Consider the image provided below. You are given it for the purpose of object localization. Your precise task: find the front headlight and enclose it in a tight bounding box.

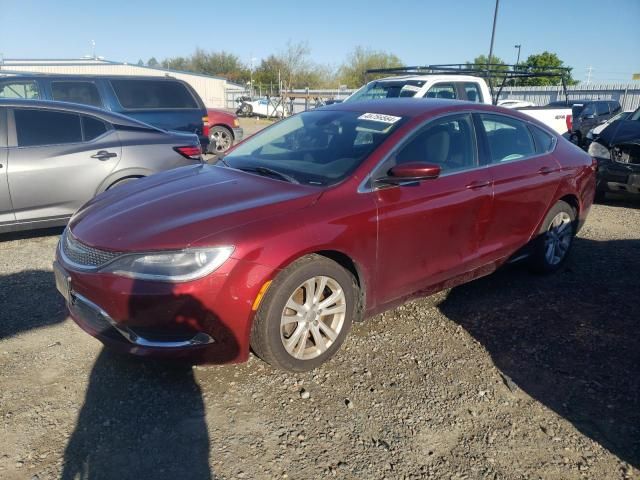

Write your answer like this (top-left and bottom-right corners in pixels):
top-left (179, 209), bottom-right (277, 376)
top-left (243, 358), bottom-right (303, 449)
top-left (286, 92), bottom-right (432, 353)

top-left (101, 247), bottom-right (234, 282)
top-left (587, 141), bottom-right (611, 160)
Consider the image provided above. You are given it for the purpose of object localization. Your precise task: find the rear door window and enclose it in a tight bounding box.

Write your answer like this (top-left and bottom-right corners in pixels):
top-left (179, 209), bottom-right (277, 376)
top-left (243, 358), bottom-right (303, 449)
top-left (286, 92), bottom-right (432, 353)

top-left (82, 116), bottom-right (109, 141)
top-left (110, 80), bottom-right (198, 109)
top-left (480, 114), bottom-right (536, 163)
top-left (14, 109), bottom-right (82, 147)
top-left (426, 83), bottom-right (457, 100)
top-left (463, 83), bottom-right (483, 103)
top-left (0, 81), bottom-right (40, 99)
top-left (51, 81), bottom-right (102, 107)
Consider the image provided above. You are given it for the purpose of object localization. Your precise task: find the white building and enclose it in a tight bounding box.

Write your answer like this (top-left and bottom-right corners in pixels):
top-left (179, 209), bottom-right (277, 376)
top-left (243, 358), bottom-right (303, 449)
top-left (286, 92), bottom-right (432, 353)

top-left (0, 58), bottom-right (244, 108)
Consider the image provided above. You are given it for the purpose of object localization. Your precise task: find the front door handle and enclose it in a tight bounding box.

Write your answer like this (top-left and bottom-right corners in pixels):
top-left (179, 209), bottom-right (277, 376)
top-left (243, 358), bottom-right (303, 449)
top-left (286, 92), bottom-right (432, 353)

top-left (466, 180), bottom-right (491, 189)
top-left (91, 150), bottom-right (117, 161)
top-left (538, 166), bottom-right (553, 175)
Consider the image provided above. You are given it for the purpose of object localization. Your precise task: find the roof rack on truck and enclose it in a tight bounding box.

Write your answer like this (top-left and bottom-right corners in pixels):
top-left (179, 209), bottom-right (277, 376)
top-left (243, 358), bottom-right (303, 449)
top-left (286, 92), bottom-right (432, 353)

top-left (365, 64), bottom-right (571, 105)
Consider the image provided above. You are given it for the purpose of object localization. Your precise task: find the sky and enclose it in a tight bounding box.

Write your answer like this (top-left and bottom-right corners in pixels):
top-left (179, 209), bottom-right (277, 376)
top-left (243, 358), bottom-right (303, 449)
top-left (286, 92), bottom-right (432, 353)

top-left (1, 0), bottom-right (638, 83)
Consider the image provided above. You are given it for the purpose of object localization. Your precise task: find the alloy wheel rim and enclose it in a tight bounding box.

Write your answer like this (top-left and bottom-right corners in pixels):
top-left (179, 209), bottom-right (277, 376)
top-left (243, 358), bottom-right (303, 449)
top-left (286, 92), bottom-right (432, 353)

top-left (280, 276), bottom-right (346, 360)
top-left (211, 129), bottom-right (231, 152)
top-left (544, 211), bottom-right (572, 265)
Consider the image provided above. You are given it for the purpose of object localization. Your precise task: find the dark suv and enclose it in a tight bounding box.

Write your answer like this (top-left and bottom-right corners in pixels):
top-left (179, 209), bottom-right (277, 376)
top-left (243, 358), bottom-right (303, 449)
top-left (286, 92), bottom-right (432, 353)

top-left (0, 75), bottom-right (209, 150)
top-left (549, 99), bottom-right (622, 146)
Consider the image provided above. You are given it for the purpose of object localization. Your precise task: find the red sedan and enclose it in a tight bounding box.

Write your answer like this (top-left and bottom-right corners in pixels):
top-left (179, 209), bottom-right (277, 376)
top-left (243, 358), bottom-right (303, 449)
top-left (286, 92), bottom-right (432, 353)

top-left (54, 99), bottom-right (596, 371)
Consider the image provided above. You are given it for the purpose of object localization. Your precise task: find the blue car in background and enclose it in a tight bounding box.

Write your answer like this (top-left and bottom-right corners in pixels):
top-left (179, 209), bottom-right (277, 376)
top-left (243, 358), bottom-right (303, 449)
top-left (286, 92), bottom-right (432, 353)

top-left (0, 75), bottom-right (210, 150)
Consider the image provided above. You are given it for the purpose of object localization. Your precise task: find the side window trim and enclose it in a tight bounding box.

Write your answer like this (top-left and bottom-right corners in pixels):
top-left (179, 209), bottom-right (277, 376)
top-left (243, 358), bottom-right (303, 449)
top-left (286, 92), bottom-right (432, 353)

top-left (358, 111), bottom-right (480, 192)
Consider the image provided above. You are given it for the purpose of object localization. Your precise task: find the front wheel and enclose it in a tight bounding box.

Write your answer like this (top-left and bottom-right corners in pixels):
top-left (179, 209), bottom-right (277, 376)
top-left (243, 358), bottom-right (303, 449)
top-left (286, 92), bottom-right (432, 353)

top-left (250, 255), bottom-right (357, 371)
top-left (529, 200), bottom-right (576, 273)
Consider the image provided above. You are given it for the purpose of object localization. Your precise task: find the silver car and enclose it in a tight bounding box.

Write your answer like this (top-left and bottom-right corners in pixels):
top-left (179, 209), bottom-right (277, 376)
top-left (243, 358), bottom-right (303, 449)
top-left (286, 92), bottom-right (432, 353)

top-left (0, 99), bottom-right (203, 233)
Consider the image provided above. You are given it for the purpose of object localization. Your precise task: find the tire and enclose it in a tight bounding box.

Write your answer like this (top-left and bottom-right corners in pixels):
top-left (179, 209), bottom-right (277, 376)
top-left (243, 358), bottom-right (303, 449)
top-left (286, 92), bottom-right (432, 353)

top-left (209, 126), bottom-right (234, 153)
top-left (242, 104), bottom-right (253, 116)
top-left (529, 200), bottom-right (576, 274)
top-left (250, 254), bottom-right (357, 372)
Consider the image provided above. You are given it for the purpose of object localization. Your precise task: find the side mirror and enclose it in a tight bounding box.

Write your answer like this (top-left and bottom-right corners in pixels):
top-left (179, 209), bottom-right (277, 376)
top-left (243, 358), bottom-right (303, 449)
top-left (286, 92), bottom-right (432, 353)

top-left (377, 162), bottom-right (441, 185)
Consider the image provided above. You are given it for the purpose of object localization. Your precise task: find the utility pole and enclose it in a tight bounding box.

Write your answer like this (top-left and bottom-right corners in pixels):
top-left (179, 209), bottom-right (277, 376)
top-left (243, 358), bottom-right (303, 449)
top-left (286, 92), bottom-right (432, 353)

top-left (486, 0), bottom-right (500, 96)
top-left (514, 44), bottom-right (522, 86)
top-left (90, 40), bottom-right (96, 59)
top-left (586, 66), bottom-right (593, 85)
top-left (487, 0), bottom-right (500, 67)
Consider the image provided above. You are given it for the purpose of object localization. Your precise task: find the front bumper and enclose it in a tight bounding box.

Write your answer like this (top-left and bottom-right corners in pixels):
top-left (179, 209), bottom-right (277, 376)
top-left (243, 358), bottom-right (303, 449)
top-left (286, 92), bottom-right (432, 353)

top-left (233, 127), bottom-right (244, 141)
top-left (596, 158), bottom-right (640, 195)
top-left (54, 254), bottom-right (274, 364)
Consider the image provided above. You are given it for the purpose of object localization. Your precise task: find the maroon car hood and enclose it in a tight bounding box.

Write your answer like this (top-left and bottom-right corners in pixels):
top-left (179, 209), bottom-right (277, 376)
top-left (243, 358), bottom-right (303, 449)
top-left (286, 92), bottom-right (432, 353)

top-left (69, 165), bottom-right (321, 251)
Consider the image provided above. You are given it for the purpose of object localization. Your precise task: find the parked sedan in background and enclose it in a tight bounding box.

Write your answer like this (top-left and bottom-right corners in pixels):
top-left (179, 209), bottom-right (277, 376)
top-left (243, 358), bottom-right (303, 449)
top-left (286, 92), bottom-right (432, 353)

top-left (206, 108), bottom-right (243, 153)
top-left (0, 99), bottom-right (203, 233)
top-left (55, 99), bottom-right (595, 371)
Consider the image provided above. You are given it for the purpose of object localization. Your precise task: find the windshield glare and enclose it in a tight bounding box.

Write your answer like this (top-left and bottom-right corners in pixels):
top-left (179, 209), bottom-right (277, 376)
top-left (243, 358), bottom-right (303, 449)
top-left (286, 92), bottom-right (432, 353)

top-left (224, 110), bottom-right (405, 186)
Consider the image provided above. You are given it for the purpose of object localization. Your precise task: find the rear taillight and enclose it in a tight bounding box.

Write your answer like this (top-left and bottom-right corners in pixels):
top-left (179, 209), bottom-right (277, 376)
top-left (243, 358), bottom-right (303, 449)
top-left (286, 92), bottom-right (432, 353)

top-left (202, 115), bottom-right (210, 137)
top-left (566, 114), bottom-right (573, 132)
top-left (174, 146), bottom-right (202, 161)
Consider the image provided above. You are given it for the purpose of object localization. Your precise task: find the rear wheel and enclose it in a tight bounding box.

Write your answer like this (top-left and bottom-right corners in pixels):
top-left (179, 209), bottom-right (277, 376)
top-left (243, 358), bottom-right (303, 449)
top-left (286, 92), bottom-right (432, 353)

top-left (529, 200), bottom-right (576, 273)
top-left (209, 126), bottom-right (233, 153)
top-left (250, 255), bottom-right (356, 371)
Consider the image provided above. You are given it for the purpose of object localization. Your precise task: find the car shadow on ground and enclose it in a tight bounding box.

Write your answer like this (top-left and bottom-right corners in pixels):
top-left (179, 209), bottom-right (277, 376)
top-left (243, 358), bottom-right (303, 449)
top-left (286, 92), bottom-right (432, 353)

top-left (597, 193), bottom-right (640, 209)
top-left (62, 288), bottom-right (240, 480)
top-left (61, 350), bottom-right (213, 480)
top-left (0, 226), bottom-right (64, 243)
top-left (0, 269), bottom-right (67, 339)
top-left (438, 237), bottom-right (640, 467)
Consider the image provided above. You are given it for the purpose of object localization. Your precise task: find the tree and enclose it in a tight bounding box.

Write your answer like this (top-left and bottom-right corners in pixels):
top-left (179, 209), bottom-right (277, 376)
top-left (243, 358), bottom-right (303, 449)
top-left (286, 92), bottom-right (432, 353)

top-left (147, 57), bottom-right (159, 67)
top-left (337, 46), bottom-right (403, 88)
top-left (518, 51), bottom-right (577, 86)
top-left (137, 59), bottom-right (144, 66)
top-left (466, 54), bottom-right (508, 73)
top-left (158, 49), bottom-right (250, 83)
top-left (253, 41), bottom-right (334, 91)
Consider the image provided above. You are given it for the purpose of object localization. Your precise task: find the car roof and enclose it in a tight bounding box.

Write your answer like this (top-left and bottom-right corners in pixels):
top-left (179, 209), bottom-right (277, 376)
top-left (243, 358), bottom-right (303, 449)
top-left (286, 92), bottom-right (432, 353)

top-left (0, 73), bottom-right (189, 83)
top-left (319, 98), bottom-right (488, 117)
top-left (318, 98), bottom-right (558, 134)
top-left (0, 98), bottom-right (163, 130)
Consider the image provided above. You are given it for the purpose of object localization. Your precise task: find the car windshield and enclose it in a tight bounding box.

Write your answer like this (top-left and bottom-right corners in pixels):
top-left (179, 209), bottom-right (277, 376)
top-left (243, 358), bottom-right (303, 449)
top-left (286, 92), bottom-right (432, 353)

top-left (224, 110), bottom-right (405, 186)
top-left (344, 80), bottom-right (424, 103)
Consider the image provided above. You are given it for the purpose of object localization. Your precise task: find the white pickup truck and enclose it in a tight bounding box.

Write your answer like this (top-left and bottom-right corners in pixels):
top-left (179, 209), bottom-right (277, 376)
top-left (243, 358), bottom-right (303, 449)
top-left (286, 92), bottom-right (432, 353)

top-left (344, 74), bottom-right (572, 135)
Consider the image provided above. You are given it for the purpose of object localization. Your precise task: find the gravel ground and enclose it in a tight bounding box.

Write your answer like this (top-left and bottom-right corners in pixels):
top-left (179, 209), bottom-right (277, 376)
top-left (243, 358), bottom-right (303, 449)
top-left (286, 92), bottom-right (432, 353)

top-left (1, 196), bottom-right (639, 480)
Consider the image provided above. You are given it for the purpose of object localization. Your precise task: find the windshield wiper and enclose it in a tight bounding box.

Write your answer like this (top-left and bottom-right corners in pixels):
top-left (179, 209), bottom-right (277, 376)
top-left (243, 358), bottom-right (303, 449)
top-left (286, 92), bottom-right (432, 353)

top-left (238, 166), bottom-right (300, 184)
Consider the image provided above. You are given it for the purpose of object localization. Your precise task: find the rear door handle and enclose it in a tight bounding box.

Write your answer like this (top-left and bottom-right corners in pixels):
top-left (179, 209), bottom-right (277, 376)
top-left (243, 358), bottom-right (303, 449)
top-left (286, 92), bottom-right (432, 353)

top-left (538, 166), bottom-right (553, 175)
top-left (91, 150), bottom-right (117, 161)
top-left (466, 180), bottom-right (491, 189)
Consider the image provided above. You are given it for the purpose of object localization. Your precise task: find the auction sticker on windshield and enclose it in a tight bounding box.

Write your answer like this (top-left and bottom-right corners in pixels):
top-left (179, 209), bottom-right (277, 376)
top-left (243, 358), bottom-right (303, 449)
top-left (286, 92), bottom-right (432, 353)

top-left (358, 113), bottom-right (402, 124)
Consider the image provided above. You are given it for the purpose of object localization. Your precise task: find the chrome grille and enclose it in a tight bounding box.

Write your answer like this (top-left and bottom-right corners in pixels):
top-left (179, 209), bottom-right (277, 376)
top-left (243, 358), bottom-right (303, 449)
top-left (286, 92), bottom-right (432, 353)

top-left (61, 230), bottom-right (122, 269)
